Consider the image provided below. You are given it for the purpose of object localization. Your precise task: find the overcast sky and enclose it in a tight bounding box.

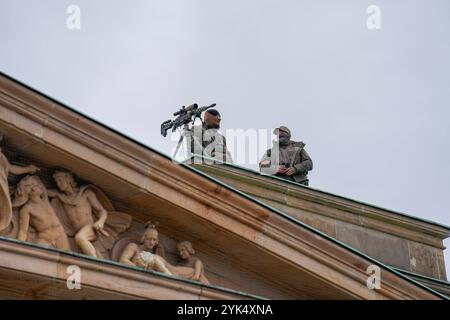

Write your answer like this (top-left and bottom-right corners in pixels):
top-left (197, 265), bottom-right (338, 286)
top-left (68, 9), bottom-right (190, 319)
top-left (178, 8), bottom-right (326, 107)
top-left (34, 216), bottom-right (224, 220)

top-left (1, 0), bottom-right (449, 278)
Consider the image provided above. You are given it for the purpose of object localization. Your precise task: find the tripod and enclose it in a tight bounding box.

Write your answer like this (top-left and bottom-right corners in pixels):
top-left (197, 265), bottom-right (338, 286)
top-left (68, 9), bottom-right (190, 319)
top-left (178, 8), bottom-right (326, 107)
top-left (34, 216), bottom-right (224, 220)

top-left (172, 123), bottom-right (204, 160)
top-left (173, 124), bottom-right (190, 159)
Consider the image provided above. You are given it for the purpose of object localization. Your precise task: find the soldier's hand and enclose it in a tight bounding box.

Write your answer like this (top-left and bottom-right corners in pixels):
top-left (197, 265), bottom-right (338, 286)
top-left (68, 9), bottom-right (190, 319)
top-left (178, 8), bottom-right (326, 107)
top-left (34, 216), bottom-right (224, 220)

top-left (277, 165), bottom-right (287, 174)
top-left (260, 160), bottom-right (271, 168)
top-left (285, 167), bottom-right (296, 176)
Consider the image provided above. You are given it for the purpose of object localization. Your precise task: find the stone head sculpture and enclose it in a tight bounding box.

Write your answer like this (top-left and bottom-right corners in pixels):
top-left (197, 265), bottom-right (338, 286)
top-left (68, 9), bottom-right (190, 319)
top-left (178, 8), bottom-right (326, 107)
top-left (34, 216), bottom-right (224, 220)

top-left (53, 170), bottom-right (77, 192)
top-left (176, 240), bottom-right (195, 260)
top-left (141, 221), bottom-right (160, 253)
top-left (13, 175), bottom-right (47, 207)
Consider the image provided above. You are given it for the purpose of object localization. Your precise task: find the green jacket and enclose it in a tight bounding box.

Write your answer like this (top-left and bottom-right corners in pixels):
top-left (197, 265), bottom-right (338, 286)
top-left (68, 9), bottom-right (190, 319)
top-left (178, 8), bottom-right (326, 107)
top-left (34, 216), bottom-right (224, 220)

top-left (259, 141), bottom-right (313, 183)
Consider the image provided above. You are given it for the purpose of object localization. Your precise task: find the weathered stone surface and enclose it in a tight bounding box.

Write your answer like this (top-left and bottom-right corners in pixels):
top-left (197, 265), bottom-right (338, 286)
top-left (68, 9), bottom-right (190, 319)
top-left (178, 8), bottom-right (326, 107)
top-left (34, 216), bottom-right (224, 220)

top-left (255, 198), bottom-right (337, 238)
top-left (336, 221), bottom-right (411, 270)
top-left (436, 250), bottom-right (448, 281)
top-left (408, 242), bottom-right (440, 279)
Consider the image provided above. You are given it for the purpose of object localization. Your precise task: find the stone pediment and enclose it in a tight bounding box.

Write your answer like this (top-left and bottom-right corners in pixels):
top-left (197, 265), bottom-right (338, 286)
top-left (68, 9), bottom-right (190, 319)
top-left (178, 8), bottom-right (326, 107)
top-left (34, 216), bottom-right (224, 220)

top-left (0, 72), bottom-right (446, 300)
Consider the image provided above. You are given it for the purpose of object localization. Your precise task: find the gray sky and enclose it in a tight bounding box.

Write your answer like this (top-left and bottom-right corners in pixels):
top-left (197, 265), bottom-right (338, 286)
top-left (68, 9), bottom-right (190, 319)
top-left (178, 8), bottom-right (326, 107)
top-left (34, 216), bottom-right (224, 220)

top-left (1, 0), bottom-right (449, 277)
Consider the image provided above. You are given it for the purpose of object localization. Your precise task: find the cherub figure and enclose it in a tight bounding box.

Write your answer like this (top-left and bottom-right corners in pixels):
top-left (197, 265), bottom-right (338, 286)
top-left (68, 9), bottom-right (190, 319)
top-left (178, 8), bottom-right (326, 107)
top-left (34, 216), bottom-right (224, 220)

top-left (12, 175), bottom-right (70, 250)
top-left (0, 134), bottom-right (39, 231)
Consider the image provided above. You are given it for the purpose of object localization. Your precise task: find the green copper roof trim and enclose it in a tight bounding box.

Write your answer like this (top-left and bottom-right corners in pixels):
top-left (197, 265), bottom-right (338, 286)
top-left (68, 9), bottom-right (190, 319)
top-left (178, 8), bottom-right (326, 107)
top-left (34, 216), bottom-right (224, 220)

top-left (187, 154), bottom-right (450, 231)
top-left (0, 71), bottom-right (447, 299)
top-left (0, 236), bottom-right (267, 300)
top-left (393, 267), bottom-right (450, 287)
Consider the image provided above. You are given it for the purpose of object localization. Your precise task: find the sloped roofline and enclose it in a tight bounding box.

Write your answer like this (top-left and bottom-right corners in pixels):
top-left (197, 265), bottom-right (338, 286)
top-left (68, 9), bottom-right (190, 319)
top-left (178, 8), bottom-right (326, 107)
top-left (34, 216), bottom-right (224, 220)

top-left (0, 71), bottom-right (447, 299)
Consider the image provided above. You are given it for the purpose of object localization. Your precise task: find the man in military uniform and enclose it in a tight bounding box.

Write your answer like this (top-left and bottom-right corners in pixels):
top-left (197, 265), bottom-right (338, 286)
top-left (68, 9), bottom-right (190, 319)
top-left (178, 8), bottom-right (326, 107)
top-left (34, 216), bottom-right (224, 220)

top-left (259, 126), bottom-right (313, 186)
top-left (189, 109), bottom-right (233, 163)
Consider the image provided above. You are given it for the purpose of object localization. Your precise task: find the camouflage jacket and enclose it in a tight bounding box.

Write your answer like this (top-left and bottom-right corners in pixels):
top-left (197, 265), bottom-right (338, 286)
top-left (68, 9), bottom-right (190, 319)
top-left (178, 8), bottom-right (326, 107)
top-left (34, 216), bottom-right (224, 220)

top-left (189, 124), bottom-right (233, 163)
top-left (259, 141), bottom-right (313, 183)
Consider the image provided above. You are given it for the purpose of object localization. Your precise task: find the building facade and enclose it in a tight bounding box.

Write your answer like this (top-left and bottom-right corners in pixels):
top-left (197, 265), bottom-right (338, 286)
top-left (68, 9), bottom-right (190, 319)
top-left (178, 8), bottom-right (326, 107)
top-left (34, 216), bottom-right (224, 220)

top-left (0, 72), bottom-right (448, 299)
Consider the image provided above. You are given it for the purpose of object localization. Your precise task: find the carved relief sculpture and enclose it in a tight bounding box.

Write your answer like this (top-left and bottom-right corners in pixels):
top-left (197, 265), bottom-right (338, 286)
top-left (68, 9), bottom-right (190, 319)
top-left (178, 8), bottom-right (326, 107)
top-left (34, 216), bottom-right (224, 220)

top-left (119, 222), bottom-right (210, 285)
top-left (12, 175), bottom-right (70, 250)
top-left (119, 221), bottom-right (171, 274)
top-left (0, 140), bottom-right (211, 285)
top-left (49, 170), bottom-right (132, 258)
top-left (0, 135), bottom-right (39, 231)
top-left (173, 240), bottom-right (210, 285)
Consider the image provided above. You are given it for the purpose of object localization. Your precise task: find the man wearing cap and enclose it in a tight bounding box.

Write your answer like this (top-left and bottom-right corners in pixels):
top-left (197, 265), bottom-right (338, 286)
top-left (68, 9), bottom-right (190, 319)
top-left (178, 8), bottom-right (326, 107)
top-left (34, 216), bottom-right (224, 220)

top-left (259, 126), bottom-right (313, 186)
top-left (189, 109), bottom-right (233, 163)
